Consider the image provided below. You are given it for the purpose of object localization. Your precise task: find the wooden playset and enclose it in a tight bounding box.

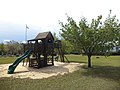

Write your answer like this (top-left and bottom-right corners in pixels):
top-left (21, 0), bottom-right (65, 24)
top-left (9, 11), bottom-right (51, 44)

top-left (23, 32), bottom-right (55, 68)
top-left (8, 31), bottom-right (69, 74)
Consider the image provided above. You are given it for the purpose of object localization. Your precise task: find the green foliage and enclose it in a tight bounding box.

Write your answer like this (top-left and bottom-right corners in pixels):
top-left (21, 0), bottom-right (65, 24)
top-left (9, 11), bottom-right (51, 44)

top-left (59, 11), bottom-right (120, 67)
top-left (1, 40), bottom-right (24, 55)
top-left (61, 40), bottom-right (74, 54)
top-left (103, 12), bottom-right (120, 46)
top-left (0, 43), bottom-right (5, 55)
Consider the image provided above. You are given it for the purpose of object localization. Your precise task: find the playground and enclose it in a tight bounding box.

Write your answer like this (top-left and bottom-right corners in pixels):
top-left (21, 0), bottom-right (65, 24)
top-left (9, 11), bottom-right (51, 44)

top-left (7, 32), bottom-right (70, 74)
top-left (0, 31), bottom-right (120, 90)
top-left (0, 31), bottom-right (84, 78)
top-left (0, 55), bottom-right (120, 90)
top-left (0, 62), bottom-right (84, 79)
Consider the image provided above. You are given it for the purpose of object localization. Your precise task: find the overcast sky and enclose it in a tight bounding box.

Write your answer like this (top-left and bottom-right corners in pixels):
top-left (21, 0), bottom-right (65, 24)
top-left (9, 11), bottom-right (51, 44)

top-left (0, 0), bottom-right (120, 42)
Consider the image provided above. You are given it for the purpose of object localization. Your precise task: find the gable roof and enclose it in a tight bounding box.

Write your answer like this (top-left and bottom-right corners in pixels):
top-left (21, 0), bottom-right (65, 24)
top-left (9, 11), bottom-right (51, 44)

top-left (35, 31), bottom-right (54, 40)
top-left (28, 31), bottom-right (54, 41)
top-left (35, 32), bottom-right (49, 39)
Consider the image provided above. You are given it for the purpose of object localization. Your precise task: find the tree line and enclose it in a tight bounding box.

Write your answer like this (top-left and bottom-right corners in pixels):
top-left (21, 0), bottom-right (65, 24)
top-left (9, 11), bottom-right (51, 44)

top-left (0, 40), bottom-right (23, 56)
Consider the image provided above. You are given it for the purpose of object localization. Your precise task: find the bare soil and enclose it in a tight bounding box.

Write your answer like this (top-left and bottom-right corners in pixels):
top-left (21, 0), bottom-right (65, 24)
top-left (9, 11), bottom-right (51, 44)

top-left (0, 62), bottom-right (84, 79)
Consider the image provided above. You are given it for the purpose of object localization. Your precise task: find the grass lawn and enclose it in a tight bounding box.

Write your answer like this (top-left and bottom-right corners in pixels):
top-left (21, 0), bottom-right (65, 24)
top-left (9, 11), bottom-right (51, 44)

top-left (0, 57), bottom-right (17, 64)
top-left (0, 55), bottom-right (120, 90)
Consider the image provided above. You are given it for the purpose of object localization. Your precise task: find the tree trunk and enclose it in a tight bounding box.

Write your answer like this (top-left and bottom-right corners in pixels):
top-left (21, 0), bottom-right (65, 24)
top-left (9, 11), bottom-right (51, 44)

top-left (87, 54), bottom-right (92, 68)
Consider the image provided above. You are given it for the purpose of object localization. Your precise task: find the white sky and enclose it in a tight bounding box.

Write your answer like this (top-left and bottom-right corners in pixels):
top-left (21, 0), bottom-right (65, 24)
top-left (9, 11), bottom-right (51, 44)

top-left (0, 0), bottom-right (120, 41)
top-left (0, 0), bottom-right (120, 25)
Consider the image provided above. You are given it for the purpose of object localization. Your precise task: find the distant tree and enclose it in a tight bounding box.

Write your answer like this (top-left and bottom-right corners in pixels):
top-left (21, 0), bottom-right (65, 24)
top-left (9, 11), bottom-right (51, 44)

top-left (6, 40), bottom-right (23, 55)
top-left (59, 11), bottom-right (120, 67)
top-left (0, 43), bottom-right (5, 55)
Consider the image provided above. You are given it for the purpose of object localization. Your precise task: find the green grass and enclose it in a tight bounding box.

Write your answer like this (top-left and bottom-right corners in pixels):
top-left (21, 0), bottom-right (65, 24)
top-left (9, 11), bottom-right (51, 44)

top-left (0, 57), bottom-right (17, 64)
top-left (0, 55), bottom-right (120, 90)
top-left (67, 55), bottom-right (120, 66)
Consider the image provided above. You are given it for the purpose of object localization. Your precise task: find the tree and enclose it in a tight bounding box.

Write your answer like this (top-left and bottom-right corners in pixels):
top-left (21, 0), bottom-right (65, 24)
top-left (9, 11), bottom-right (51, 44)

top-left (103, 11), bottom-right (120, 48)
top-left (59, 11), bottom-right (120, 67)
top-left (6, 40), bottom-right (23, 55)
top-left (0, 43), bottom-right (5, 55)
top-left (61, 40), bottom-right (74, 54)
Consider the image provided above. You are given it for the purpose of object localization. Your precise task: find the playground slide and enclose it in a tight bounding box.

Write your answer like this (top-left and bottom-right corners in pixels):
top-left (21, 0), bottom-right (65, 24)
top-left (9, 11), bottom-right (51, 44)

top-left (8, 49), bottom-right (33, 74)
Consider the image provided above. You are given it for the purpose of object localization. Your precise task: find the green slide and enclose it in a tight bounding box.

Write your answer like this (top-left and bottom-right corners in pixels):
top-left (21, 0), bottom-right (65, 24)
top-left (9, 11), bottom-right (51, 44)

top-left (8, 49), bottom-right (33, 74)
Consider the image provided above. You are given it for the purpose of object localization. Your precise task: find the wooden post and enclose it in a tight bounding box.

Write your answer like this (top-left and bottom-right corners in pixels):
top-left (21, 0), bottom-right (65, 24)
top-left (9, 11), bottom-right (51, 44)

top-left (37, 52), bottom-right (41, 68)
top-left (52, 54), bottom-right (54, 65)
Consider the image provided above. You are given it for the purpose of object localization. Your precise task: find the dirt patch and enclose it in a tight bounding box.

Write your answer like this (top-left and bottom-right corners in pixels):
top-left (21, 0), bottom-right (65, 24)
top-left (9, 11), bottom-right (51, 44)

top-left (0, 62), bottom-right (84, 79)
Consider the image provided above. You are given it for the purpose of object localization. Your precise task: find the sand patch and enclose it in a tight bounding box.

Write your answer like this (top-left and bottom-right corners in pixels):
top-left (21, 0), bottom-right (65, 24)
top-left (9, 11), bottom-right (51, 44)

top-left (0, 62), bottom-right (84, 79)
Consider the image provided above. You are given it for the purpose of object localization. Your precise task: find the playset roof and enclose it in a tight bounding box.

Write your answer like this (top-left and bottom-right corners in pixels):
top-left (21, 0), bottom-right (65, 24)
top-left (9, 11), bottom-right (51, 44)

top-left (28, 31), bottom-right (54, 41)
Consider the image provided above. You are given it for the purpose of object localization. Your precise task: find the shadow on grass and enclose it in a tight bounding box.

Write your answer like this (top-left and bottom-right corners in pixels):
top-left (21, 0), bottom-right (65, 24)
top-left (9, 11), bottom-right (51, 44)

top-left (81, 65), bottom-right (120, 81)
